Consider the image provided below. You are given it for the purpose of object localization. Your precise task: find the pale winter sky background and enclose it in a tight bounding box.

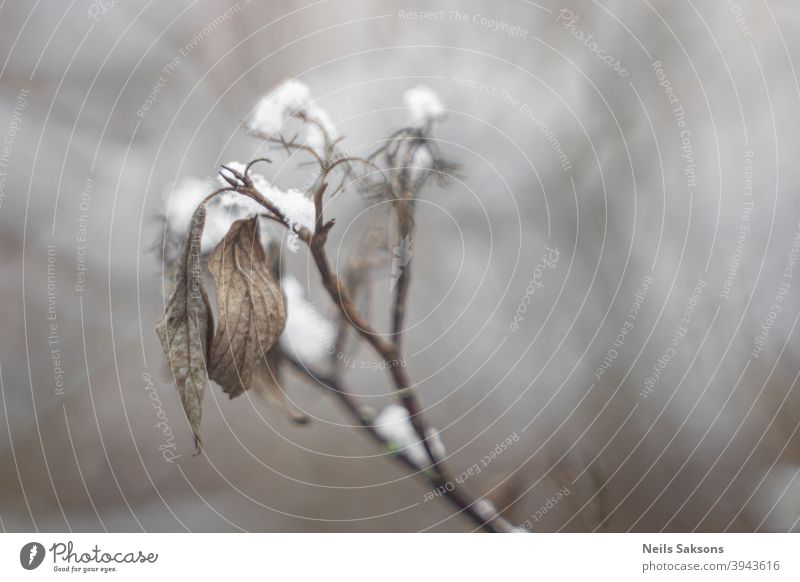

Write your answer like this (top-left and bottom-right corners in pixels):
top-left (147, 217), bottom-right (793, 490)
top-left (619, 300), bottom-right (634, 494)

top-left (1, 0), bottom-right (800, 532)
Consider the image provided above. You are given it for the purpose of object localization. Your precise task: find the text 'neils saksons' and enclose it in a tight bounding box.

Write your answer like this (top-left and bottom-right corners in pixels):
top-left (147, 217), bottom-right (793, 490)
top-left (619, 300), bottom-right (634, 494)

top-left (643, 543), bottom-right (724, 554)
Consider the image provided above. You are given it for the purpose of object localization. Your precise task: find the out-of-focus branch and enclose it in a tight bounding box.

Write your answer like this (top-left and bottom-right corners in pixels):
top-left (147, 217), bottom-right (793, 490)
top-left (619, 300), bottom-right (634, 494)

top-left (265, 134), bottom-right (324, 166)
top-left (305, 220), bottom-right (441, 467)
top-left (286, 356), bottom-right (518, 533)
top-left (388, 138), bottom-right (419, 346)
top-left (297, 155), bottom-right (521, 534)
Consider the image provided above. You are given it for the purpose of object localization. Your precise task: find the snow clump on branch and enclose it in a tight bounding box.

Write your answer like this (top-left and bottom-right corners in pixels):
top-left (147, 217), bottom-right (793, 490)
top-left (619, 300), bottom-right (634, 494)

top-left (375, 404), bottom-right (446, 467)
top-left (279, 275), bottom-right (335, 365)
top-left (245, 79), bottom-right (337, 157)
top-left (218, 161), bottom-right (315, 252)
top-left (403, 84), bottom-right (445, 129)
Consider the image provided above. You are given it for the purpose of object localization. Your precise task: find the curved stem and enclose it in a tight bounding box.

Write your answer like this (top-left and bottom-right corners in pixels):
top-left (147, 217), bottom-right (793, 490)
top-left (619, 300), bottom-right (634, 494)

top-left (287, 357), bottom-right (518, 533)
top-left (308, 233), bottom-right (441, 470)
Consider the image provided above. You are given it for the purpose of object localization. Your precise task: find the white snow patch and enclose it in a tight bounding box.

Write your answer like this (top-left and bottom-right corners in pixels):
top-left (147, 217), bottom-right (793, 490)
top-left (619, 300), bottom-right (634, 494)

top-left (403, 85), bottom-right (444, 128)
top-left (245, 79), bottom-right (312, 137)
top-left (162, 177), bottom-right (231, 254)
top-left (253, 181), bottom-right (315, 252)
top-left (408, 145), bottom-right (434, 181)
top-left (216, 161), bottom-right (247, 188)
top-left (375, 404), bottom-right (445, 467)
top-left (280, 276), bottom-right (335, 364)
top-left (163, 177), bottom-right (210, 241)
top-left (245, 79), bottom-right (337, 157)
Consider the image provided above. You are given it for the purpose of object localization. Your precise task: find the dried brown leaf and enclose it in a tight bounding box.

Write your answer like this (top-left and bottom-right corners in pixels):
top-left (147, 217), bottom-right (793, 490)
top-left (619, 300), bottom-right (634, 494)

top-left (156, 203), bottom-right (213, 454)
top-left (207, 217), bottom-right (286, 398)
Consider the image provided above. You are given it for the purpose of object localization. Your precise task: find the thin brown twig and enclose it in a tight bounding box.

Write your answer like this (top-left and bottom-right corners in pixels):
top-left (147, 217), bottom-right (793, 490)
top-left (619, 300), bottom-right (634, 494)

top-left (286, 356), bottom-right (518, 533)
top-left (265, 135), bottom-right (324, 167)
top-left (388, 141), bottom-right (420, 346)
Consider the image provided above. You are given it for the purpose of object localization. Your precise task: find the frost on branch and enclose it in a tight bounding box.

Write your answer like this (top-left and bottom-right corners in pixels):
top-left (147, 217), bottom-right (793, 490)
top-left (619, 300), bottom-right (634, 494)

top-left (161, 166), bottom-right (314, 262)
top-left (163, 178), bottom-right (208, 243)
top-left (257, 185), bottom-right (315, 252)
top-left (280, 276), bottom-right (335, 366)
top-left (375, 404), bottom-right (445, 468)
top-left (218, 161), bottom-right (315, 252)
top-left (244, 79), bottom-right (337, 157)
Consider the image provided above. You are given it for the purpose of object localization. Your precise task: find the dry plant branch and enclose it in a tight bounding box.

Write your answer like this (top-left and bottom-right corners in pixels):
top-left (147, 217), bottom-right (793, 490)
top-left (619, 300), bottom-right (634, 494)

top-left (156, 81), bottom-right (517, 532)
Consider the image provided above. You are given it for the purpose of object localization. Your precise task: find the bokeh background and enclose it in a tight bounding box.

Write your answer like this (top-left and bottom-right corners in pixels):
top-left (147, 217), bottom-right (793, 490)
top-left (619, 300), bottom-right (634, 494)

top-left (2, 0), bottom-right (800, 532)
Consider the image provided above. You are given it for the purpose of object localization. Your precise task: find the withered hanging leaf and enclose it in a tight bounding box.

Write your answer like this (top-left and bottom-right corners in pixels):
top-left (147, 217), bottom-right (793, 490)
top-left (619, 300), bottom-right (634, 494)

top-left (156, 202), bottom-right (213, 454)
top-left (207, 217), bottom-right (286, 398)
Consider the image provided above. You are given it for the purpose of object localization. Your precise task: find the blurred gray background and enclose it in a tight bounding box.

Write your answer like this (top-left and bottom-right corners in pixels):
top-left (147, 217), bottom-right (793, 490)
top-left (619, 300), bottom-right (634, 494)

top-left (1, 0), bottom-right (800, 532)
